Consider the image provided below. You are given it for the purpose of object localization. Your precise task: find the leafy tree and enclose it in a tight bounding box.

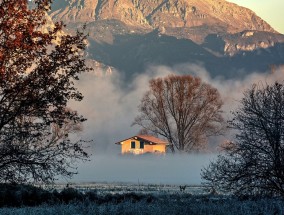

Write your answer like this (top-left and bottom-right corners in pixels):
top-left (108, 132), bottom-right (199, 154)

top-left (202, 82), bottom-right (284, 197)
top-left (133, 75), bottom-right (224, 153)
top-left (0, 0), bottom-right (91, 183)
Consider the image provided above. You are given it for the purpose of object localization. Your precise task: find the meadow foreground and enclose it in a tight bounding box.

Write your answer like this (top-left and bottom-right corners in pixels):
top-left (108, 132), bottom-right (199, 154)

top-left (0, 183), bottom-right (283, 215)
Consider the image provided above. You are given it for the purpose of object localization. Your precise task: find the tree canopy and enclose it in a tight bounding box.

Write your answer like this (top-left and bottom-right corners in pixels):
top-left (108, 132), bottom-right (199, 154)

top-left (133, 75), bottom-right (224, 153)
top-left (202, 82), bottom-right (284, 197)
top-left (0, 0), bottom-right (91, 183)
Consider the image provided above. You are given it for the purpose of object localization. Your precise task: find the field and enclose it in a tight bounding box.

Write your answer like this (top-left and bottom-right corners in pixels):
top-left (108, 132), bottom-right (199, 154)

top-left (0, 182), bottom-right (283, 215)
top-left (48, 182), bottom-right (207, 195)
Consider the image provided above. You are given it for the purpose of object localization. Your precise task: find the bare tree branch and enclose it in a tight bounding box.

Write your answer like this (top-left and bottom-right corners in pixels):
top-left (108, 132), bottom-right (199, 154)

top-left (202, 82), bottom-right (284, 197)
top-left (0, 0), bottom-right (91, 183)
top-left (133, 75), bottom-right (224, 153)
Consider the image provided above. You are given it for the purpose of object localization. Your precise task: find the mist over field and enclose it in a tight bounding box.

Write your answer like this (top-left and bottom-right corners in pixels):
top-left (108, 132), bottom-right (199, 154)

top-left (69, 153), bottom-right (217, 185)
top-left (67, 65), bottom-right (284, 184)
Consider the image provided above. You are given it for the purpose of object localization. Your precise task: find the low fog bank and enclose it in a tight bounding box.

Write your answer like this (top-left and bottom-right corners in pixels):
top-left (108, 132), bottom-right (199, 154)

top-left (69, 66), bottom-right (173, 153)
top-left (70, 64), bottom-right (284, 153)
top-left (68, 153), bottom-right (217, 185)
top-left (67, 65), bottom-right (284, 184)
top-left (178, 64), bottom-right (284, 116)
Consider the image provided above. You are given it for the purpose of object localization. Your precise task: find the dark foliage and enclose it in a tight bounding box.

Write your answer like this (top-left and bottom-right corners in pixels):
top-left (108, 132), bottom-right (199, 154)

top-left (0, 0), bottom-right (91, 183)
top-left (0, 183), bottom-right (55, 207)
top-left (0, 183), bottom-right (158, 207)
top-left (60, 187), bottom-right (84, 203)
top-left (202, 82), bottom-right (284, 197)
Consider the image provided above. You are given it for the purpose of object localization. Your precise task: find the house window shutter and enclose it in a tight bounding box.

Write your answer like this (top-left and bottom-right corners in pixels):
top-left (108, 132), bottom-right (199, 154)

top-left (131, 141), bottom-right (135, 149)
top-left (140, 141), bottom-right (144, 149)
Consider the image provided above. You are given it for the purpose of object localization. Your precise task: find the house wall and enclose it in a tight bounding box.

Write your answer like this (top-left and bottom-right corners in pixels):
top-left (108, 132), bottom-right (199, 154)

top-left (120, 139), bottom-right (166, 154)
top-left (121, 141), bottom-right (131, 154)
top-left (152, 145), bottom-right (166, 153)
top-left (144, 144), bottom-right (153, 153)
top-left (144, 145), bottom-right (166, 153)
top-left (121, 139), bottom-right (143, 154)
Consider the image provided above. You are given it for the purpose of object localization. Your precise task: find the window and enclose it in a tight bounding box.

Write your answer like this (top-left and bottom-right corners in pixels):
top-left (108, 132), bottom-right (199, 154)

top-left (131, 141), bottom-right (135, 149)
top-left (140, 141), bottom-right (144, 149)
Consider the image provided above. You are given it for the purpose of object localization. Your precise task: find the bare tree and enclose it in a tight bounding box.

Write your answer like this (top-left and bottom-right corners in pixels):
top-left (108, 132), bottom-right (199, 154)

top-left (0, 0), bottom-right (91, 183)
top-left (133, 75), bottom-right (224, 153)
top-left (202, 82), bottom-right (284, 197)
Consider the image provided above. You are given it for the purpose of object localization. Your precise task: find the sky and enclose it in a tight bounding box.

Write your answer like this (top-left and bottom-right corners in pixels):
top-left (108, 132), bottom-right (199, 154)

top-left (228, 0), bottom-right (284, 34)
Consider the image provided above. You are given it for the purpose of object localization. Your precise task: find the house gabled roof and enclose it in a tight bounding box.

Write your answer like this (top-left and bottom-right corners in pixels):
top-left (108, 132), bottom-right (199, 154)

top-left (136, 135), bottom-right (168, 145)
top-left (115, 135), bottom-right (168, 145)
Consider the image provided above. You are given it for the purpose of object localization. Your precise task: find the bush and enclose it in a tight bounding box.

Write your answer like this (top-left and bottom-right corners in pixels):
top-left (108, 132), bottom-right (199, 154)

top-left (0, 183), bottom-right (55, 207)
top-left (59, 188), bottom-right (84, 203)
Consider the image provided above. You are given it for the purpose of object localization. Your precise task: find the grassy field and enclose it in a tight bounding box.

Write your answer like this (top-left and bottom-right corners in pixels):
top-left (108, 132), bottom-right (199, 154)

top-left (0, 182), bottom-right (283, 215)
top-left (48, 182), bottom-right (207, 195)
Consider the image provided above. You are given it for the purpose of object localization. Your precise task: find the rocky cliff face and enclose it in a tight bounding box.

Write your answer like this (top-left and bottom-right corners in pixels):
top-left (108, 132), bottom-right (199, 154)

top-left (49, 0), bottom-right (284, 78)
top-left (222, 31), bottom-right (284, 56)
top-left (50, 0), bottom-right (276, 40)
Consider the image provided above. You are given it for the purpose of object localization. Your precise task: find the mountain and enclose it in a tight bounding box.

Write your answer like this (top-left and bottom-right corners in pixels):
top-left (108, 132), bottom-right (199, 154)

top-left (49, 0), bottom-right (284, 79)
top-left (50, 0), bottom-right (277, 42)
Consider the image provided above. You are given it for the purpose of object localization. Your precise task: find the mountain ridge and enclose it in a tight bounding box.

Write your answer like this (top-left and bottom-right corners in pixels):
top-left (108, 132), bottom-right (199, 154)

top-left (49, 0), bottom-right (284, 79)
top-left (50, 0), bottom-right (277, 42)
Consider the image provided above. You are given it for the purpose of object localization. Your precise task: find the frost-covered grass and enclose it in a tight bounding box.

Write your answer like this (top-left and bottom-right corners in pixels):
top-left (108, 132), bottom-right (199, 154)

top-left (0, 196), bottom-right (283, 215)
top-left (0, 183), bottom-right (283, 214)
top-left (48, 182), bottom-right (206, 195)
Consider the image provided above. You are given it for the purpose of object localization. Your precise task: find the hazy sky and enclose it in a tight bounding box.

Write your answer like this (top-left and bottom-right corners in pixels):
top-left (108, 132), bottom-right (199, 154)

top-left (228, 0), bottom-right (284, 34)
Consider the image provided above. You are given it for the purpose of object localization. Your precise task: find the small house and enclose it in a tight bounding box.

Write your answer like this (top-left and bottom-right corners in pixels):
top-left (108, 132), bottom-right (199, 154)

top-left (115, 135), bottom-right (168, 155)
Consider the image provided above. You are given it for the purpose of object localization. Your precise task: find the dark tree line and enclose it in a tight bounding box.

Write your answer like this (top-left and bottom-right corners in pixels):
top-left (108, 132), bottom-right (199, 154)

top-left (0, 0), bottom-right (91, 183)
top-left (202, 82), bottom-right (284, 197)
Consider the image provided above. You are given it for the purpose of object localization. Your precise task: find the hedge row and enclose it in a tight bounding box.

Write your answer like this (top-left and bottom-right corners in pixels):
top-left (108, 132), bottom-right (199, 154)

top-left (0, 183), bottom-right (156, 207)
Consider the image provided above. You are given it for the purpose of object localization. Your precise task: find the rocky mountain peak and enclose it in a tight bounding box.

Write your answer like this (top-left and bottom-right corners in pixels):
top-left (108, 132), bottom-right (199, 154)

top-left (48, 0), bottom-right (284, 79)
top-left (50, 0), bottom-right (276, 38)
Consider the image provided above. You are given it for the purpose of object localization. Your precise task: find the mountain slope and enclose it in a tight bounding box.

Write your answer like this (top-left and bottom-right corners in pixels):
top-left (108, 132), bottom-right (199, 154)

top-left (50, 0), bottom-right (276, 42)
top-left (49, 0), bottom-right (284, 79)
